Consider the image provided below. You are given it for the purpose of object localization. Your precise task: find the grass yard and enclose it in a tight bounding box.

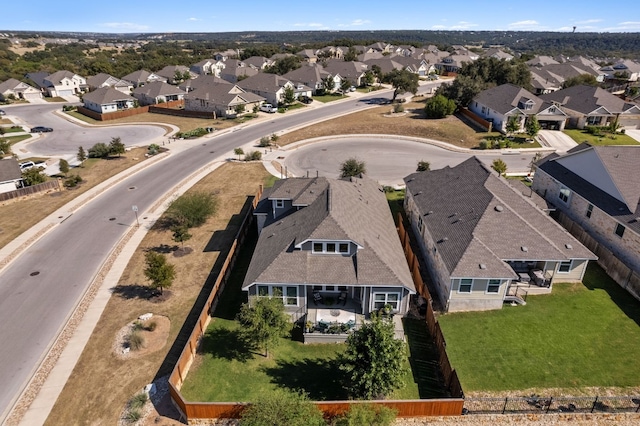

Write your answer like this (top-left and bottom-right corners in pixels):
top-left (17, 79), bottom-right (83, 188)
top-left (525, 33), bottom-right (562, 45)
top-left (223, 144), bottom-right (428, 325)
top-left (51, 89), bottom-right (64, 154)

top-left (0, 148), bottom-right (149, 249)
top-left (45, 162), bottom-right (271, 425)
top-left (313, 93), bottom-right (348, 103)
top-left (564, 129), bottom-right (639, 146)
top-left (439, 264), bottom-right (640, 394)
top-left (5, 134), bottom-right (32, 145)
top-left (180, 226), bottom-right (420, 402)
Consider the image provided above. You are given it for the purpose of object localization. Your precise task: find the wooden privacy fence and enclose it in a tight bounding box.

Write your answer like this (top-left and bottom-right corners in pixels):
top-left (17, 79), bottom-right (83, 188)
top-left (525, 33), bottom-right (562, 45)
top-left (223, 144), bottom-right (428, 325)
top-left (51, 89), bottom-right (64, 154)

top-left (0, 180), bottom-right (61, 202)
top-left (458, 107), bottom-right (492, 132)
top-left (77, 99), bottom-right (184, 121)
top-left (397, 217), bottom-right (464, 399)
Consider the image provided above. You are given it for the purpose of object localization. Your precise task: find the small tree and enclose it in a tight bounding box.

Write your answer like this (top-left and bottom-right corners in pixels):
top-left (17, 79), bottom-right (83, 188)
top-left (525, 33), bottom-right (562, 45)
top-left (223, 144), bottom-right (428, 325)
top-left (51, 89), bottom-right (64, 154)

top-left (234, 104), bottom-right (246, 115)
top-left (323, 76), bottom-right (335, 93)
top-left (166, 191), bottom-right (218, 228)
top-left (22, 167), bottom-right (47, 186)
top-left (234, 147), bottom-right (244, 160)
top-left (77, 146), bottom-right (87, 167)
top-left (109, 136), bottom-right (125, 157)
top-left (171, 225), bottom-right (192, 248)
top-left (239, 390), bottom-right (324, 426)
top-left (88, 142), bottom-right (111, 158)
top-left (525, 115), bottom-right (541, 138)
top-left (340, 157), bottom-right (366, 178)
top-left (0, 138), bottom-right (11, 156)
top-left (283, 86), bottom-right (295, 105)
top-left (384, 69), bottom-right (419, 103)
top-left (58, 158), bottom-right (70, 176)
top-left (491, 158), bottom-right (508, 176)
top-left (236, 297), bottom-right (291, 358)
top-left (334, 403), bottom-right (397, 426)
top-left (424, 94), bottom-right (456, 118)
top-left (270, 133), bottom-right (279, 144)
top-left (143, 251), bottom-right (175, 295)
top-left (505, 115), bottom-right (521, 136)
top-left (258, 136), bottom-right (271, 147)
top-left (339, 314), bottom-right (407, 399)
top-left (340, 79), bottom-right (352, 93)
top-left (416, 160), bottom-right (430, 172)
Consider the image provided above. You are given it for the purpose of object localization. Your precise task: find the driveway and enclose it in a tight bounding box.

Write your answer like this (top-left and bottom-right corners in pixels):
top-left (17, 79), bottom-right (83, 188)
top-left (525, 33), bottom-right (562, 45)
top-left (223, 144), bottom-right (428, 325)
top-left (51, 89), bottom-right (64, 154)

top-left (537, 130), bottom-right (578, 152)
top-left (625, 128), bottom-right (640, 143)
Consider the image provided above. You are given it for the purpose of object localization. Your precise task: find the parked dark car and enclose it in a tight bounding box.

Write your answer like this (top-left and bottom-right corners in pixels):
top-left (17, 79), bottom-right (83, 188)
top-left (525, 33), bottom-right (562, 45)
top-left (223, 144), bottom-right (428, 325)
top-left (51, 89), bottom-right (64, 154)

top-left (30, 126), bottom-right (53, 133)
top-left (299, 95), bottom-right (313, 104)
top-left (0, 109), bottom-right (6, 115)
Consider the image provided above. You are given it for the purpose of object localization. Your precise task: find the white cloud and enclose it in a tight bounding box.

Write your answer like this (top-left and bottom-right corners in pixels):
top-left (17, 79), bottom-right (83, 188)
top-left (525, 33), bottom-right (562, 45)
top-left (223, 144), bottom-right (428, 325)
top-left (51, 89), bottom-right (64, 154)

top-left (349, 19), bottom-right (370, 26)
top-left (508, 20), bottom-right (541, 29)
top-left (293, 22), bottom-right (327, 28)
top-left (100, 22), bottom-right (149, 31)
top-left (602, 21), bottom-right (640, 31)
top-left (188, 17), bottom-right (201, 22)
top-left (431, 25), bottom-right (447, 29)
top-left (575, 19), bottom-right (602, 24)
top-left (450, 21), bottom-right (478, 30)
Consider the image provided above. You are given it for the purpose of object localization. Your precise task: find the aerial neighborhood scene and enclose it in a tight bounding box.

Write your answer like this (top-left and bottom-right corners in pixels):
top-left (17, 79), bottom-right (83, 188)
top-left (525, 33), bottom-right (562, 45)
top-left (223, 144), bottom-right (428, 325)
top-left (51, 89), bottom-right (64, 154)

top-left (2, 1), bottom-right (640, 425)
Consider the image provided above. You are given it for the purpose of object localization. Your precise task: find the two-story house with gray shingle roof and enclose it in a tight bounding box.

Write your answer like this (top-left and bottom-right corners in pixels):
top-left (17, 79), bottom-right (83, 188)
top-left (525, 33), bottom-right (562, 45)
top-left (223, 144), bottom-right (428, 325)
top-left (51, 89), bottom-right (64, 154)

top-left (323, 60), bottom-right (367, 87)
top-left (533, 144), bottom-right (640, 274)
top-left (237, 73), bottom-right (295, 106)
top-left (121, 69), bottom-right (167, 88)
top-left (86, 73), bottom-right (133, 94)
top-left (404, 157), bottom-right (595, 312)
top-left (540, 85), bottom-right (640, 129)
top-left (283, 64), bottom-right (333, 95)
top-left (42, 70), bottom-right (86, 97)
top-left (156, 65), bottom-right (196, 84)
top-left (243, 176), bottom-right (415, 341)
top-left (132, 81), bottom-right (186, 105)
top-left (0, 78), bottom-right (42, 102)
top-left (469, 83), bottom-right (568, 132)
top-left (81, 87), bottom-right (135, 113)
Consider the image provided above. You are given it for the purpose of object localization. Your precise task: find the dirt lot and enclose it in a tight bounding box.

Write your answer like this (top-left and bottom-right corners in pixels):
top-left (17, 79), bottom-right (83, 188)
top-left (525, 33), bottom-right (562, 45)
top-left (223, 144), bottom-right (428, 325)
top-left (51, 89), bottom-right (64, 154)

top-left (44, 162), bottom-right (269, 425)
top-left (0, 148), bottom-right (149, 249)
top-left (277, 97), bottom-right (489, 149)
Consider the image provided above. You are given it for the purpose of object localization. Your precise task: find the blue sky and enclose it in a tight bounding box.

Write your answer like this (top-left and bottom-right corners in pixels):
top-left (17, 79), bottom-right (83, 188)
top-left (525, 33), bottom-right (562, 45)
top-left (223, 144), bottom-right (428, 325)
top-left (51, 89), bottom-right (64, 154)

top-left (3, 0), bottom-right (640, 33)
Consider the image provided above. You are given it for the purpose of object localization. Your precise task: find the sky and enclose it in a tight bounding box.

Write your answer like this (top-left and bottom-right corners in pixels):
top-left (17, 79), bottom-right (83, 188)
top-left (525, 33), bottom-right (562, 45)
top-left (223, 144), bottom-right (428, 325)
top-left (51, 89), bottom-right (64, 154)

top-left (2, 0), bottom-right (640, 33)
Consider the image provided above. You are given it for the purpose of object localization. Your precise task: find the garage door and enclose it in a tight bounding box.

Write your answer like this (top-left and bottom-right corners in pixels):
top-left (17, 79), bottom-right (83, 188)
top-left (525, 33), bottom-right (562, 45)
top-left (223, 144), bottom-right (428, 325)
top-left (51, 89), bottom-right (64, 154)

top-left (620, 116), bottom-right (640, 129)
top-left (57, 89), bottom-right (73, 97)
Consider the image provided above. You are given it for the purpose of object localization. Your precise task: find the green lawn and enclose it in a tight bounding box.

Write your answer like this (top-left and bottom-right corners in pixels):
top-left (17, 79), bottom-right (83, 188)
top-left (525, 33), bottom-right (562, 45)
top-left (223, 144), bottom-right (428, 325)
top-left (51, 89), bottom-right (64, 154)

top-left (313, 94), bottom-right (347, 103)
top-left (180, 227), bottom-right (420, 402)
top-left (5, 134), bottom-right (32, 145)
top-left (439, 264), bottom-right (640, 392)
top-left (564, 129), bottom-right (639, 146)
top-left (1, 126), bottom-right (25, 133)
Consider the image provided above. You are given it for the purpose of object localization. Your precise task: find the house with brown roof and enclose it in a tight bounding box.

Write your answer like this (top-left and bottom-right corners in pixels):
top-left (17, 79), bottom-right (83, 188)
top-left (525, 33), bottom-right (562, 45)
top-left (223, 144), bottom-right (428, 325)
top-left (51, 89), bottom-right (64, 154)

top-left (183, 82), bottom-right (264, 117)
top-left (81, 87), bottom-right (135, 113)
top-left (533, 144), bottom-right (640, 274)
top-left (404, 157), bottom-right (595, 312)
top-left (469, 83), bottom-right (568, 132)
top-left (0, 78), bottom-right (42, 102)
top-left (132, 81), bottom-right (186, 105)
top-left (540, 85), bottom-right (640, 129)
top-left (243, 176), bottom-right (415, 341)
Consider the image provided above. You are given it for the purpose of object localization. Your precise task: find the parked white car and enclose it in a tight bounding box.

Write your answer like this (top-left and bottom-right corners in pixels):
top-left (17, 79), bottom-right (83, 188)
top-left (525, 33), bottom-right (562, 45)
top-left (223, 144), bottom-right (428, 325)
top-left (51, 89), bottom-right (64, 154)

top-left (19, 161), bottom-right (46, 171)
top-left (259, 103), bottom-right (277, 113)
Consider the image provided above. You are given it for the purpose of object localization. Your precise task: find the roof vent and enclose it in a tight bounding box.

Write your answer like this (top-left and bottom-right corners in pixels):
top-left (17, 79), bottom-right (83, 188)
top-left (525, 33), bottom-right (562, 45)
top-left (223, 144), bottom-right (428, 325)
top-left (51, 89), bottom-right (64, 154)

top-left (479, 263), bottom-right (487, 270)
top-left (495, 205), bottom-right (504, 212)
top-left (521, 246), bottom-right (528, 252)
top-left (565, 243), bottom-right (573, 249)
top-left (437, 237), bottom-right (448, 243)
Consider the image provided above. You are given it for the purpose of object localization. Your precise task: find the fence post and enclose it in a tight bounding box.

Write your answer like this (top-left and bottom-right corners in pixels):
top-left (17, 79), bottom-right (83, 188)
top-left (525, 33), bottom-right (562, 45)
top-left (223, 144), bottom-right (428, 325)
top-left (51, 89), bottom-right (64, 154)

top-left (591, 396), bottom-right (598, 413)
top-left (502, 397), bottom-right (508, 414)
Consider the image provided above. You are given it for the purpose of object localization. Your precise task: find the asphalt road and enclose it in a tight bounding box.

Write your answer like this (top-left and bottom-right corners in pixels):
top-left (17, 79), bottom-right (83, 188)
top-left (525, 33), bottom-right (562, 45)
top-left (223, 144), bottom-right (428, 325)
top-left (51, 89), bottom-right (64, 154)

top-left (4, 103), bottom-right (165, 157)
top-left (283, 137), bottom-right (536, 186)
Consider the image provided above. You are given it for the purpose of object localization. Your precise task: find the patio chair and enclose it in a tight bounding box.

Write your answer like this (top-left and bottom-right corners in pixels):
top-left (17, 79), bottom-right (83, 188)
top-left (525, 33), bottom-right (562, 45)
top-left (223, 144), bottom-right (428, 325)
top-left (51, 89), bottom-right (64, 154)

top-left (313, 290), bottom-right (323, 305)
top-left (338, 291), bottom-right (347, 306)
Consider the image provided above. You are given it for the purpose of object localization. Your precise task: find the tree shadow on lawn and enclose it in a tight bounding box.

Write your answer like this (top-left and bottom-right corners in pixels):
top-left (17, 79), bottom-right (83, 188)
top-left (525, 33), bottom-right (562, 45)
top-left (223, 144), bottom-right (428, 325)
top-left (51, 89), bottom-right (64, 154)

top-left (581, 263), bottom-right (640, 327)
top-left (110, 283), bottom-right (156, 300)
top-left (198, 327), bottom-right (254, 362)
top-left (262, 357), bottom-right (347, 401)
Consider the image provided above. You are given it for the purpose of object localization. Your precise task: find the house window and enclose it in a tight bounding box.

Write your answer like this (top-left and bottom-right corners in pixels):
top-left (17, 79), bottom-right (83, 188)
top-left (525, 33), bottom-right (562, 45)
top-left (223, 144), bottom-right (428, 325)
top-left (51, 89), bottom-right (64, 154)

top-left (339, 243), bottom-right (349, 254)
top-left (558, 261), bottom-right (572, 273)
top-left (313, 242), bottom-right (323, 253)
top-left (586, 204), bottom-right (593, 219)
top-left (312, 241), bottom-right (348, 254)
top-left (459, 279), bottom-right (472, 293)
top-left (326, 243), bottom-right (336, 253)
top-left (615, 223), bottom-right (625, 238)
top-left (558, 187), bottom-right (571, 203)
top-left (275, 199), bottom-right (284, 208)
top-left (373, 293), bottom-right (400, 311)
top-left (286, 287), bottom-right (297, 305)
top-left (257, 285), bottom-right (269, 296)
top-left (487, 279), bottom-right (501, 293)
top-left (257, 285), bottom-right (298, 306)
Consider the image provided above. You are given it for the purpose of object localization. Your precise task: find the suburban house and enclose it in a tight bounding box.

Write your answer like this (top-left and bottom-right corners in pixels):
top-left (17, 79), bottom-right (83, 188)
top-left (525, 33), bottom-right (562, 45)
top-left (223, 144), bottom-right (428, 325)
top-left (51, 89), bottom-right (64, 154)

top-left (0, 158), bottom-right (23, 194)
top-left (179, 75), bottom-right (231, 92)
top-left (540, 85), bottom-right (640, 129)
top-left (323, 60), bottom-right (367, 87)
top-left (219, 59), bottom-right (259, 83)
top-left (121, 70), bottom-right (167, 88)
top-left (297, 49), bottom-right (318, 63)
top-left (189, 58), bottom-right (225, 76)
top-left (469, 83), bottom-right (568, 132)
top-left (86, 73), bottom-right (133, 94)
top-left (243, 176), bottom-right (415, 341)
top-left (436, 54), bottom-right (475, 74)
top-left (237, 73), bottom-right (296, 106)
top-left (132, 81), bottom-right (186, 105)
top-left (533, 143), bottom-right (640, 273)
top-left (243, 56), bottom-right (273, 70)
top-left (28, 70), bottom-right (86, 97)
top-left (404, 157), bottom-right (595, 312)
top-left (156, 65), bottom-right (196, 84)
top-left (0, 78), bottom-right (42, 102)
top-left (483, 48), bottom-right (514, 61)
top-left (599, 59), bottom-right (640, 82)
top-left (183, 82), bottom-right (264, 117)
top-left (283, 64), bottom-right (334, 95)
top-left (528, 62), bottom-right (603, 95)
top-left (81, 87), bottom-right (136, 113)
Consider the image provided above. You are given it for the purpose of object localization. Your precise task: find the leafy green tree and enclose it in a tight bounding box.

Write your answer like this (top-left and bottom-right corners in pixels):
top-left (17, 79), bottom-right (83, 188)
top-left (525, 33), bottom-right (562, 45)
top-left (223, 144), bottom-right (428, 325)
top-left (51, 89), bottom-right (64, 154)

top-left (339, 314), bottom-right (407, 399)
top-left (505, 115), bottom-right (521, 136)
top-left (340, 157), bottom-right (366, 178)
top-left (239, 390), bottom-right (324, 426)
top-left (234, 104), bottom-right (246, 114)
top-left (525, 115), bottom-right (541, 137)
top-left (236, 297), bottom-right (291, 358)
top-left (491, 158), bottom-right (508, 176)
top-left (364, 70), bottom-right (375, 86)
top-left (416, 160), bottom-right (431, 172)
top-left (384, 69), bottom-right (419, 102)
top-left (371, 64), bottom-right (383, 87)
top-left (323, 76), bottom-right (335, 92)
top-left (22, 167), bottom-right (47, 186)
top-left (334, 403), bottom-right (397, 426)
top-left (143, 251), bottom-right (176, 295)
top-left (343, 46), bottom-right (359, 62)
top-left (234, 147), bottom-right (244, 160)
top-left (88, 142), bottom-right (111, 158)
top-left (58, 158), bottom-right (70, 176)
top-left (109, 136), bottom-right (125, 157)
top-left (270, 133), bottom-right (280, 144)
top-left (435, 75), bottom-right (484, 108)
top-left (340, 79), bottom-right (352, 93)
top-left (265, 55), bottom-right (301, 75)
top-left (166, 191), bottom-right (218, 228)
top-left (562, 74), bottom-right (598, 88)
top-left (283, 86), bottom-right (295, 105)
top-left (258, 136), bottom-right (271, 147)
top-left (171, 225), bottom-right (192, 249)
top-left (424, 94), bottom-right (457, 118)
top-left (77, 146), bottom-right (87, 166)
top-left (0, 138), bottom-right (11, 156)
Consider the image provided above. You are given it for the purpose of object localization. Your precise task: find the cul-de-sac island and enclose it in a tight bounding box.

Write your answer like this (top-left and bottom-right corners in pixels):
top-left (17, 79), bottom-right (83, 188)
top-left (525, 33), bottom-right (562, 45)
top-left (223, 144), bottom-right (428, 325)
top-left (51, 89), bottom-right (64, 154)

top-left (0, 20), bottom-right (639, 426)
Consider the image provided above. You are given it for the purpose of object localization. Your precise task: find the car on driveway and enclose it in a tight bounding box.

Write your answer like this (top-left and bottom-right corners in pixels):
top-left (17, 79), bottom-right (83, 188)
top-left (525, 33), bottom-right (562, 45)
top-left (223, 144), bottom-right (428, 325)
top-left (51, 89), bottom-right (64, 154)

top-left (30, 126), bottom-right (53, 133)
top-left (0, 109), bottom-right (6, 115)
top-left (299, 95), bottom-right (313, 104)
top-left (259, 103), bottom-right (277, 113)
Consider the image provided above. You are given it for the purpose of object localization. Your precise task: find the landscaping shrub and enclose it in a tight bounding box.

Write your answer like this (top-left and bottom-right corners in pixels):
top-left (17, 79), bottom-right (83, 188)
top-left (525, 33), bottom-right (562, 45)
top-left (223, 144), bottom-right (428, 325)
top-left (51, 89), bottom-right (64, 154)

top-left (147, 143), bottom-right (160, 155)
top-left (125, 408), bottom-right (142, 423)
top-left (258, 136), bottom-right (271, 147)
top-left (166, 191), bottom-right (218, 228)
top-left (479, 140), bottom-right (489, 150)
top-left (146, 321), bottom-right (157, 332)
top-left (127, 330), bottom-right (144, 351)
top-left (132, 321), bottom-right (144, 332)
top-left (393, 103), bottom-right (404, 113)
top-left (88, 142), bottom-right (110, 158)
top-left (244, 150), bottom-right (263, 161)
top-left (64, 175), bottom-right (83, 187)
top-left (176, 128), bottom-right (208, 139)
top-left (129, 392), bottom-right (148, 410)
